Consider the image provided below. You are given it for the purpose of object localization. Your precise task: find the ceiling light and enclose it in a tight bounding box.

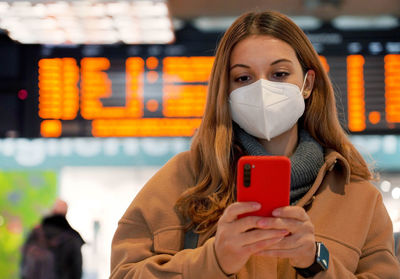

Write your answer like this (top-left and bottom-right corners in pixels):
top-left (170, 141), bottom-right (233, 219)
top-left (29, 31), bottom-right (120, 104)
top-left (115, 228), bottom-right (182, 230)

top-left (193, 16), bottom-right (237, 32)
top-left (392, 187), bottom-right (400, 200)
top-left (332, 15), bottom-right (399, 30)
top-left (290, 16), bottom-right (322, 30)
top-left (0, 0), bottom-right (174, 45)
top-left (106, 2), bottom-right (130, 16)
top-left (0, 2), bottom-right (9, 15)
top-left (380, 180), bottom-right (391, 192)
top-left (46, 2), bottom-right (71, 16)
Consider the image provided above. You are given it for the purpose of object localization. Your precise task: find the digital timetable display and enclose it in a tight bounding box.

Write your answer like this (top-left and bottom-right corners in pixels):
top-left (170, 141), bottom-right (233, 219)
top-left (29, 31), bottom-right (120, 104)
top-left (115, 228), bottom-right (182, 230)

top-left (29, 24), bottom-right (400, 137)
top-left (37, 54), bottom-right (400, 137)
top-left (38, 56), bottom-right (213, 137)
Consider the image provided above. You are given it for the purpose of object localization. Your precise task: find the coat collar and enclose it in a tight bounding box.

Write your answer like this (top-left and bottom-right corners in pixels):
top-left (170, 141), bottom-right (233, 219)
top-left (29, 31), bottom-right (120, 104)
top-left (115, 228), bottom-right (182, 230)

top-left (296, 149), bottom-right (351, 207)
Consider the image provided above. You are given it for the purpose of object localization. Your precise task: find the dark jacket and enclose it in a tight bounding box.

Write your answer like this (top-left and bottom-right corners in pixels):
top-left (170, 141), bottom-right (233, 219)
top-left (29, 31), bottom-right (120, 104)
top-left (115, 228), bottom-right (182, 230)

top-left (22, 214), bottom-right (85, 279)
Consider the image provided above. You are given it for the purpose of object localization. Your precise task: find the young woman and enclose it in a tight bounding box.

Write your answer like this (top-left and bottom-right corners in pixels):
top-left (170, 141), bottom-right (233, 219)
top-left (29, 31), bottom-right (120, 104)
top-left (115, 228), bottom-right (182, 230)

top-left (110, 10), bottom-right (400, 278)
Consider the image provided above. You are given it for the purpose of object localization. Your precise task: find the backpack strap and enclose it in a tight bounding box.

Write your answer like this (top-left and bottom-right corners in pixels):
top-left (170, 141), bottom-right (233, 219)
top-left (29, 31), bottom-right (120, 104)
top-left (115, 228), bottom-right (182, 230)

top-left (183, 229), bottom-right (198, 249)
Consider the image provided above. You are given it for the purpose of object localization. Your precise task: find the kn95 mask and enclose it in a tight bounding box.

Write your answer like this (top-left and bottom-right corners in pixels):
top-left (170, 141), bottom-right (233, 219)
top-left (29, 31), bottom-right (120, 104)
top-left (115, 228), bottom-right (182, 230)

top-left (229, 75), bottom-right (307, 140)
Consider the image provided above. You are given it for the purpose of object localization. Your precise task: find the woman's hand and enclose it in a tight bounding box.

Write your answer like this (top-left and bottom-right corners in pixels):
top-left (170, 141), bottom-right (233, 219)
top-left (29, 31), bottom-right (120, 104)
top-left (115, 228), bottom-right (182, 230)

top-left (256, 206), bottom-right (316, 268)
top-left (214, 202), bottom-right (289, 275)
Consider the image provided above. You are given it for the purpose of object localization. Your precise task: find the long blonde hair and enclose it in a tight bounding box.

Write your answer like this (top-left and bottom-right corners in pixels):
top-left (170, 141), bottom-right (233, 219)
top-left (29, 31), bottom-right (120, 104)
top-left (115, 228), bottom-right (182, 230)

top-left (175, 10), bottom-right (372, 233)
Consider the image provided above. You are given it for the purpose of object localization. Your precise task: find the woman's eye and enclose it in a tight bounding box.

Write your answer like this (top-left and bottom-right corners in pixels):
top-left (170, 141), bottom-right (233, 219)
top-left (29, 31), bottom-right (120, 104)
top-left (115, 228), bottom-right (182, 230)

top-left (235, 76), bottom-right (251, 83)
top-left (273, 72), bottom-right (290, 79)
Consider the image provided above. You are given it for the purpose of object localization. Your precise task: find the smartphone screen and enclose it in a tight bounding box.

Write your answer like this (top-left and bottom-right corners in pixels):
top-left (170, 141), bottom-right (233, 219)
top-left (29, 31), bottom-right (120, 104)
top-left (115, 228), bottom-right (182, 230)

top-left (236, 156), bottom-right (290, 218)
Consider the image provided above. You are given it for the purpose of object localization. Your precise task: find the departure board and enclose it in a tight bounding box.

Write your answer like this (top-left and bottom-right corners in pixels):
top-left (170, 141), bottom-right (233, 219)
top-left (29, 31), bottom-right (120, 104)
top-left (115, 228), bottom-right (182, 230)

top-left (5, 23), bottom-right (400, 137)
top-left (36, 54), bottom-right (400, 137)
top-left (328, 54), bottom-right (400, 133)
top-left (38, 55), bottom-right (213, 137)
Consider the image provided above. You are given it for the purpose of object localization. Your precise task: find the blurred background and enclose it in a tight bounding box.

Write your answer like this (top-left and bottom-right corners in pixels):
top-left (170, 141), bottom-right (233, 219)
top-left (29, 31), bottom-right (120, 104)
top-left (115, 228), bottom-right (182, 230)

top-left (0, 0), bottom-right (399, 278)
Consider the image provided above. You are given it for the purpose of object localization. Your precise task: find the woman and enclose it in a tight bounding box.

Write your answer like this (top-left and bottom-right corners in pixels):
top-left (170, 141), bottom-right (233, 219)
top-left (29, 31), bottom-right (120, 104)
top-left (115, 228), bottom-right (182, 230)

top-left (111, 11), bottom-right (400, 278)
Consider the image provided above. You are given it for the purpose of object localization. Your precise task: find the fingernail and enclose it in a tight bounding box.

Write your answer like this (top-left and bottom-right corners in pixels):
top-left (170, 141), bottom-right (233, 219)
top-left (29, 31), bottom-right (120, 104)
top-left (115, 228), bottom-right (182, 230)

top-left (253, 202), bottom-right (261, 209)
top-left (272, 209), bottom-right (280, 216)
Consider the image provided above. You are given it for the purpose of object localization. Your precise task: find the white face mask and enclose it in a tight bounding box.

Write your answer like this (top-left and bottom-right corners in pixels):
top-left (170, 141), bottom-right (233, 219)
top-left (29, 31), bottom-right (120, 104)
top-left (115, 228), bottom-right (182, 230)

top-left (229, 74), bottom-right (308, 141)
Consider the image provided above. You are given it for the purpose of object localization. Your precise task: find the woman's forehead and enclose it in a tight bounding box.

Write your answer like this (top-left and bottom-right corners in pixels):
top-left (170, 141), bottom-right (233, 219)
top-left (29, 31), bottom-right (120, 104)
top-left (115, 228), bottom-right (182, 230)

top-left (229, 35), bottom-right (299, 66)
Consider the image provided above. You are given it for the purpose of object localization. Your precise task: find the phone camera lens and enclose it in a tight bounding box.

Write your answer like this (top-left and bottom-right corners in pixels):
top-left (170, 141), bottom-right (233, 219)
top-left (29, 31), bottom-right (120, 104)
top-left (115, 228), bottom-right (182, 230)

top-left (243, 164), bottom-right (251, 187)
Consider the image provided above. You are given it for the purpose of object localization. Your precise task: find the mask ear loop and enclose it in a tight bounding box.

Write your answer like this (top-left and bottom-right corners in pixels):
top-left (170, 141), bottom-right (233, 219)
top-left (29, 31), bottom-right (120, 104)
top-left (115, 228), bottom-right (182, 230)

top-left (300, 71), bottom-right (309, 96)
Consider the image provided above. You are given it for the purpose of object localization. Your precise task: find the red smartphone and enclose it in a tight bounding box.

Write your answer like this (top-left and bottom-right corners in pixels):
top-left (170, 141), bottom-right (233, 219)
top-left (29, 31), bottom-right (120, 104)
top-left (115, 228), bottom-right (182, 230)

top-left (236, 156), bottom-right (290, 218)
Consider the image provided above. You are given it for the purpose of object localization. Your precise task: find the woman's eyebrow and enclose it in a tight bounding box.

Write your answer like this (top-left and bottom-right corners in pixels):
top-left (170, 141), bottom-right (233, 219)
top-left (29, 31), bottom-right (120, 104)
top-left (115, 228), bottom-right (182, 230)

top-left (271, 59), bottom-right (293, 65)
top-left (229, 63), bottom-right (250, 71)
top-left (230, 59), bottom-right (293, 71)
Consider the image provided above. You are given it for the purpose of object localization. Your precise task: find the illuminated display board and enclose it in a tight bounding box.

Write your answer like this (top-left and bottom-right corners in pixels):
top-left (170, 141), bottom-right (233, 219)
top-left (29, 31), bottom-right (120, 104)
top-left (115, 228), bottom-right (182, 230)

top-left (28, 25), bottom-right (400, 137)
top-left (38, 55), bottom-right (213, 137)
top-left (37, 55), bottom-right (400, 137)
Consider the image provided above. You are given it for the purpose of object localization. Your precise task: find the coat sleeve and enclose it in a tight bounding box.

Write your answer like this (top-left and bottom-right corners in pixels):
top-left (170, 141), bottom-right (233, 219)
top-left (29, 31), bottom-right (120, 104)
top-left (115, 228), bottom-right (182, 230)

top-left (110, 152), bottom-right (233, 279)
top-left (310, 194), bottom-right (400, 279)
top-left (110, 215), bottom-right (232, 279)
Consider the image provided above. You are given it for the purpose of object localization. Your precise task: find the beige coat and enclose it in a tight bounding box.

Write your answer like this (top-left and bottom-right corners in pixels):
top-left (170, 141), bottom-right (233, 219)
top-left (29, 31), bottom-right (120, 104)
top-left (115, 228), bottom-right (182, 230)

top-left (111, 150), bottom-right (400, 278)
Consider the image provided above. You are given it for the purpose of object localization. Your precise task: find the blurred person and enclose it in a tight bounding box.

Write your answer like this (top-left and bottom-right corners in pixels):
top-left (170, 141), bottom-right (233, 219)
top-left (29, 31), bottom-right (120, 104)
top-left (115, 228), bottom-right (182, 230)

top-left (396, 232), bottom-right (400, 262)
top-left (110, 10), bottom-right (400, 278)
top-left (397, 243), bottom-right (400, 262)
top-left (398, 244), bottom-right (400, 263)
top-left (21, 198), bottom-right (85, 279)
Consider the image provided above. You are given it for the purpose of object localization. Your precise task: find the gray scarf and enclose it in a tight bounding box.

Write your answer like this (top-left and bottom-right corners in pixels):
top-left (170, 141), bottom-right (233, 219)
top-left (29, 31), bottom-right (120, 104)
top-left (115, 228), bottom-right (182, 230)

top-left (233, 124), bottom-right (325, 204)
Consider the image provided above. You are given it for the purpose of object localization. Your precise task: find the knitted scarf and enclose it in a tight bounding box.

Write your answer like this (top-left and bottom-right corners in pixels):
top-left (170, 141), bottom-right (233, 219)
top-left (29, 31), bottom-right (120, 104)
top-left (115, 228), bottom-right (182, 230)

top-left (233, 124), bottom-right (325, 204)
